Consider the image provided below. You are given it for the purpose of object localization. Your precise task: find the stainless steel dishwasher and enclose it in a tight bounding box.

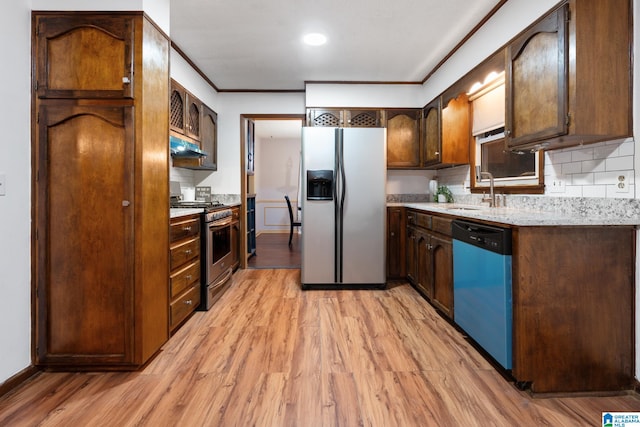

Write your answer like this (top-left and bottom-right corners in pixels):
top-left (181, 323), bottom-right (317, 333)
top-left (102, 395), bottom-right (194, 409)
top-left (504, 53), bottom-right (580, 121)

top-left (452, 219), bottom-right (512, 370)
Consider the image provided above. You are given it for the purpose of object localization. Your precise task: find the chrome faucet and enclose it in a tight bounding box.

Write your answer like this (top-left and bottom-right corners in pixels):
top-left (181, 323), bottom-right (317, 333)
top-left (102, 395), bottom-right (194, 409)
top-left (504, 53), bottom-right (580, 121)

top-left (475, 166), bottom-right (495, 207)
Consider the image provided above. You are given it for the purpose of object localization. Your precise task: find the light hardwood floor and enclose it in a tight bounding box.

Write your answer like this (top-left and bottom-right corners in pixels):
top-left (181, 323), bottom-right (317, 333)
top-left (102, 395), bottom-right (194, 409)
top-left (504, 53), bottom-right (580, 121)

top-left (1, 269), bottom-right (639, 426)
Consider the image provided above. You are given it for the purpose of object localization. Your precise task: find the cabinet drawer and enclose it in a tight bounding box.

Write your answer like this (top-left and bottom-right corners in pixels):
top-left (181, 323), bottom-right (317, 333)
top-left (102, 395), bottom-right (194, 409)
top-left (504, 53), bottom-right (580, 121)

top-left (170, 218), bottom-right (200, 242)
top-left (170, 260), bottom-right (200, 299)
top-left (431, 216), bottom-right (452, 236)
top-left (408, 211), bottom-right (431, 229)
top-left (170, 237), bottom-right (200, 270)
top-left (170, 285), bottom-right (200, 330)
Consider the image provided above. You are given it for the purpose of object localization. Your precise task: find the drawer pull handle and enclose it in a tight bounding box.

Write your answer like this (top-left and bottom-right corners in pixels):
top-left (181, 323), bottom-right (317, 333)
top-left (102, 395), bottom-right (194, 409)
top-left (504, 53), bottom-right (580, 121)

top-left (183, 226), bottom-right (191, 232)
top-left (185, 274), bottom-right (192, 280)
top-left (184, 300), bottom-right (192, 305)
top-left (185, 249), bottom-right (192, 255)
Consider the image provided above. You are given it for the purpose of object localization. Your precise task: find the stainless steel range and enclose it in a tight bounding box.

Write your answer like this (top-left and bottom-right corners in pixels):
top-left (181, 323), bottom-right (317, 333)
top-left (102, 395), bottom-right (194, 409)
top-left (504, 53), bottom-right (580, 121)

top-left (199, 206), bottom-right (234, 310)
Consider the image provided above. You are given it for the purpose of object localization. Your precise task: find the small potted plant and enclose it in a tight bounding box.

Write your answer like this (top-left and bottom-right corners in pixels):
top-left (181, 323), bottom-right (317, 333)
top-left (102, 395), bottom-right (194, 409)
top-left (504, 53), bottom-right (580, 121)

top-left (434, 185), bottom-right (453, 203)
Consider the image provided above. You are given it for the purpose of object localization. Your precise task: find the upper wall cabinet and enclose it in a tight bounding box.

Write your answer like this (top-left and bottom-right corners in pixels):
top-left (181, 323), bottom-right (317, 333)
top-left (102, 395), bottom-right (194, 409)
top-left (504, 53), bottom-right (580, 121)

top-left (422, 94), bottom-right (470, 169)
top-left (386, 109), bottom-right (421, 169)
top-left (200, 104), bottom-right (218, 170)
top-left (170, 79), bottom-right (201, 140)
top-left (35, 14), bottom-right (134, 99)
top-left (170, 79), bottom-right (217, 171)
top-left (506, 0), bottom-right (632, 151)
top-left (306, 109), bottom-right (383, 127)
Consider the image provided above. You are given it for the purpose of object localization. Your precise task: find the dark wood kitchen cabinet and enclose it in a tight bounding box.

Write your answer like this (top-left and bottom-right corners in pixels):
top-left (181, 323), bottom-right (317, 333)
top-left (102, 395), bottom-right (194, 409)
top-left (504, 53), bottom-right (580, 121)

top-left (169, 214), bottom-right (201, 332)
top-left (505, 0), bottom-right (632, 151)
top-left (170, 79), bottom-right (218, 171)
top-left (511, 226), bottom-right (634, 393)
top-left (406, 210), bottom-right (454, 318)
top-left (385, 109), bottom-right (421, 169)
top-left (386, 207), bottom-right (406, 278)
top-left (246, 195), bottom-right (256, 258)
top-left (200, 104), bottom-right (218, 170)
top-left (34, 14), bottom-right (135, 99)
top-left (170, 79), bottom-right (201, 140)
top-left (306, 109), bottom-right (383, 127)
top-left (422, 94), bottom-right (470, 169)
top-left (247, 120), bottom-right (255, 175)
top-left (33, 12), bottom-right (170, 369)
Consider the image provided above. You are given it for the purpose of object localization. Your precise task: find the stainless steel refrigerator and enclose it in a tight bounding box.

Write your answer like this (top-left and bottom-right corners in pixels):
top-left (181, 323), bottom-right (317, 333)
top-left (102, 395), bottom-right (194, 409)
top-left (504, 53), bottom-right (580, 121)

top-left (301, 126), bottom-right (387, 289)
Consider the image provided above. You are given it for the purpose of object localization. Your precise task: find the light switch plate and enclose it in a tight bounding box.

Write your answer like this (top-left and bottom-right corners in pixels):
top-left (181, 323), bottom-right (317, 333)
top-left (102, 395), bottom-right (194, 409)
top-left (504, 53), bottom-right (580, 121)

top-left (0, 174), bottom-right (5, 196)
top-left (549, 176), bottom-right (565, 193)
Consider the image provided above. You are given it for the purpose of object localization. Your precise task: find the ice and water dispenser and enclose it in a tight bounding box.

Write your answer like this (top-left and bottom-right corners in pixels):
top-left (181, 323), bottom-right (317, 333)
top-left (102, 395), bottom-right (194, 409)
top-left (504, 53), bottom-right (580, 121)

top-left (307, 170), bottom-right (333, 200)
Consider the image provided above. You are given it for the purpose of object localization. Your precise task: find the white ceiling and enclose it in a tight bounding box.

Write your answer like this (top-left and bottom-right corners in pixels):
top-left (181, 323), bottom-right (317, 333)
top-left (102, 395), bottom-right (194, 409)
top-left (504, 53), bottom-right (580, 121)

top-left (170, 0), bottom-right (503, 91)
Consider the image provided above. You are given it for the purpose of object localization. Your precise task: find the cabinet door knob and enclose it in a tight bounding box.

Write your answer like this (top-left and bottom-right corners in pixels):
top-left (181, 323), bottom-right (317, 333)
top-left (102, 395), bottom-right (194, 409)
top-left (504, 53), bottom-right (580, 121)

top-left (122, 76), bottom-right (131, 84)
top-left (122, 200), bottom-right (130, 207)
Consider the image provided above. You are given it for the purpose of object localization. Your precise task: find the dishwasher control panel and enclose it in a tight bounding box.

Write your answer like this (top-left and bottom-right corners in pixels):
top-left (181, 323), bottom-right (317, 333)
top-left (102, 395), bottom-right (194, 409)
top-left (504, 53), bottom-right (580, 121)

top-left (451, 219), bottom-right (512, 255)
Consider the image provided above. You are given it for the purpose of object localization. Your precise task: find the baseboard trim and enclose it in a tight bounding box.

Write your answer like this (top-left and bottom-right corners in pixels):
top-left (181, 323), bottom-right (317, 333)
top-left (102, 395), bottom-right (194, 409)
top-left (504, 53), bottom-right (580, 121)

top-left (0, 365), bottom-right (40, 398)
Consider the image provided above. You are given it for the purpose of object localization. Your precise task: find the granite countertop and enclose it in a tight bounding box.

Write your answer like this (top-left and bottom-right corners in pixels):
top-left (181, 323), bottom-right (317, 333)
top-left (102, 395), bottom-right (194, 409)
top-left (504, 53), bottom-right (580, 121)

top-left (170, 208), bottom-right (204, 218)
top-left (389, 202), bottom-right (640, 227)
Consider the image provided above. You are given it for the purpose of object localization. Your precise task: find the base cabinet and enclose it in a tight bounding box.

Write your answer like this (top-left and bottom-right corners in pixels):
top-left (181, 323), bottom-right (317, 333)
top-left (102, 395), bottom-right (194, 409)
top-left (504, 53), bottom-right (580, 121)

top-left (247, 195), bottom-right (256, 258)
top-left (511, 226), bottom-right (634, 393)
top-left (169, 215), bottom-right (201, 332)
top-left (386, 207), bottom-right (406, 278)
top-left (406, 210), bottom-right (454, 319)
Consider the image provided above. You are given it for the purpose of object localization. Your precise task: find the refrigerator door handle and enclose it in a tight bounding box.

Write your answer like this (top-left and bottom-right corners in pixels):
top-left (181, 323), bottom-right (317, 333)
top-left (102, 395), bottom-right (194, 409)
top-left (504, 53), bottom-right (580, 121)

top-left (338, 129), bottom-right (346, 282)
top-left (334, 128), bottom-right (346, 283)
top-left (334, 129), bottom-right (340, 283)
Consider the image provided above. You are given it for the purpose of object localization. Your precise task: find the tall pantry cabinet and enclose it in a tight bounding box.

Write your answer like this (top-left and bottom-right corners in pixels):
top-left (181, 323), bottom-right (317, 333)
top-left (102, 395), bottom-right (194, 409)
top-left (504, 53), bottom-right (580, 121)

top-left (32, 12), bottom-right (170, 369)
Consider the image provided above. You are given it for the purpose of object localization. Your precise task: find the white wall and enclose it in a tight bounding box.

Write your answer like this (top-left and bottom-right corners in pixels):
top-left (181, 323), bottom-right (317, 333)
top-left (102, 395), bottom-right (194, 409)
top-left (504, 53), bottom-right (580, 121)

top-left (255, 135), bottom-right (302, 234)
top-left (196, 93), bottom-right (305, 194)
top-left (306, 83), bottom-right (422, 108)
top-left (0, 0), bottom-right (32, 385)
top-left (420, 0), bottom-right (560, 103)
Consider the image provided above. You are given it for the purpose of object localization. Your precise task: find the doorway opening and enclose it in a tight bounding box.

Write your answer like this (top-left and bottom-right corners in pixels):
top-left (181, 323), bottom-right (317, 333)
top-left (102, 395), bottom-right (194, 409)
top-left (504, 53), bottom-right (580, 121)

top-left (240, 115), bottom-right (304, 269)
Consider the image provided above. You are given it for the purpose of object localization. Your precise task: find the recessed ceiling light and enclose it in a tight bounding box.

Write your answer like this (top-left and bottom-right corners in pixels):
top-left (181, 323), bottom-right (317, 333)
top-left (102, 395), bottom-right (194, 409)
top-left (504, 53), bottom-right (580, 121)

top-left (303, 33), bottom-right (327, 46)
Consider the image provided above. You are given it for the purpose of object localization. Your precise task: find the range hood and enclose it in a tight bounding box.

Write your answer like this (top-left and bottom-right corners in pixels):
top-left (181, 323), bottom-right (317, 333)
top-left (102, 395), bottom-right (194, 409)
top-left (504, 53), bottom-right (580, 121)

top-left (170, 135), bottom-right (209, 157)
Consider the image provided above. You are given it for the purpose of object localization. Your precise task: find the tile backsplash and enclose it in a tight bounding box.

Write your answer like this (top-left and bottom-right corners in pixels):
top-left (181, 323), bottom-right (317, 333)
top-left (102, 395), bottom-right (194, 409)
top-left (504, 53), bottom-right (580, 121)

top-left (169, 166), bottom-right (196, 191)
top-left (544, 137), bottom-right (635, 198)
top-left (435, 137), bottom-right (636, 200)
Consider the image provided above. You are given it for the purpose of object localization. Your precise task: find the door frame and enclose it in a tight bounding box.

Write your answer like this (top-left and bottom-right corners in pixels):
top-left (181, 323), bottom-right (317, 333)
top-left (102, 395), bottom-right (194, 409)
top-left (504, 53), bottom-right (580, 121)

top-left (239, 114), bottom-right (305, 269)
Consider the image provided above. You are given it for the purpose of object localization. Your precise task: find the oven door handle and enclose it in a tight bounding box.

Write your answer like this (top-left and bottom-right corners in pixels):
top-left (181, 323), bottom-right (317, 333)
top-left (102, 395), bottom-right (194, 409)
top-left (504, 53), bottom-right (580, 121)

top-left (209, 217), bottom-right (233, 229)
top-left (211, 268), bottom-right (233, 289)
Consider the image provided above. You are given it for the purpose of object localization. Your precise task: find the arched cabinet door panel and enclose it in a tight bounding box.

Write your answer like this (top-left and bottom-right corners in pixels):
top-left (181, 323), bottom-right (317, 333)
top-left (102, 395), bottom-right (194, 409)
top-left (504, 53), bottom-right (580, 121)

top-left (506, 4), bottom-right (568, 147)
top-left (36, 104), bottom-right (135, 365)
top-left (34, 14), bottom-right (135, 99)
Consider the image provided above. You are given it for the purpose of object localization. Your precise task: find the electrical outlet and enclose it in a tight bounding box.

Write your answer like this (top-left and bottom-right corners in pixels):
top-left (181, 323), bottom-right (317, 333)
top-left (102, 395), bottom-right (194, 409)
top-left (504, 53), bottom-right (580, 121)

top-left (549, 176), bottom-right (565, 193)
top-left (0, 174), bottom-right (5, 196)
top-left (616, 173), bottom-right (629, 193)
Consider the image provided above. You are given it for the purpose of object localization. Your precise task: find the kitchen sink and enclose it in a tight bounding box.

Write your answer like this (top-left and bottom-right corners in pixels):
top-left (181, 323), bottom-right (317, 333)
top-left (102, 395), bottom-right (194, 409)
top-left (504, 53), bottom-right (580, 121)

top-left (444, 206), bottom-right (483, 211)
